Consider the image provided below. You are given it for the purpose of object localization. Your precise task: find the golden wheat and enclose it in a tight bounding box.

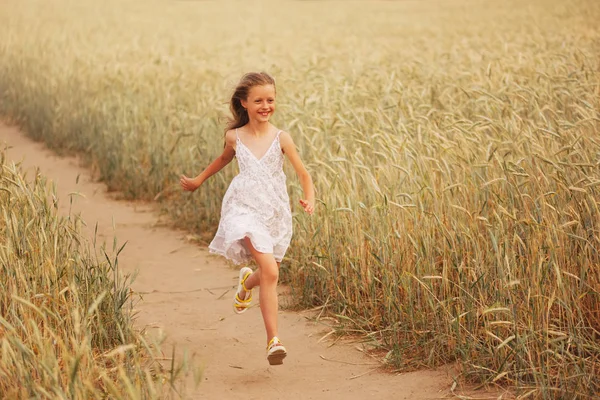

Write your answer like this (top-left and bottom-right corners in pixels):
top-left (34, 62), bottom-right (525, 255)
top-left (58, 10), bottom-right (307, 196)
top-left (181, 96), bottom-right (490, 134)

top-left (0, 0), bottom-right (599, 397)
top-left (0, 152), bottom-right (195, 396)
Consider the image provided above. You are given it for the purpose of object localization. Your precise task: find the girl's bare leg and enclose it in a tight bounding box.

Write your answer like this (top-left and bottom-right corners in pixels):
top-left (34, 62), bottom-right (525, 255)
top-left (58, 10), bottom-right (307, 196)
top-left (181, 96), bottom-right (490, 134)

top-left (241, 265), bottom-right (260, 291)
top-left (241, 237), bottom-right (280, 343)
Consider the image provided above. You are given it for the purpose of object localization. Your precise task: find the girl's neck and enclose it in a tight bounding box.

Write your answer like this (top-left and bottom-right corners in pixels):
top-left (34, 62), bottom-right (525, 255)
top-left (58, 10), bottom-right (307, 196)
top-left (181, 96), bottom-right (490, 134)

top-left (244, 121), bottom-right (271, 137)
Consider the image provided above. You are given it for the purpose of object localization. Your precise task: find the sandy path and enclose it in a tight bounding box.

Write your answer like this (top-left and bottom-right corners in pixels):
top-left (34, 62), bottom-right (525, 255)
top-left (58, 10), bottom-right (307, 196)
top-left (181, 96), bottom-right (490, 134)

top-left (1, 123), bottom-right (460, 400)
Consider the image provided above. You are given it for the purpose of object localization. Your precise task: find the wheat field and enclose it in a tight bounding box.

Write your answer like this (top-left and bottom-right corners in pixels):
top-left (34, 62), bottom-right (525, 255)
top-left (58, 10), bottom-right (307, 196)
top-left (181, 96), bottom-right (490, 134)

top-left (1, 0), bottom-right (599, 397)
top-left (0, 150), bottom-right (197, 397)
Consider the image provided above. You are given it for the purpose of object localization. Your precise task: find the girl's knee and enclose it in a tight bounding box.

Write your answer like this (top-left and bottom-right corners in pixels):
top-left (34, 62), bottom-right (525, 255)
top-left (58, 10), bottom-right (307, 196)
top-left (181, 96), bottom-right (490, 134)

top-left (260, 264), bottom-right (279, 284)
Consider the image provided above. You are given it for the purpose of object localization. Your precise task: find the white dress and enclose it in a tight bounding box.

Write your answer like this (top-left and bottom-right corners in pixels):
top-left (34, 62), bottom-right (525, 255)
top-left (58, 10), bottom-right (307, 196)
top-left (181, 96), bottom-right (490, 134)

top-left (209, 129), bottom-right (293, 264)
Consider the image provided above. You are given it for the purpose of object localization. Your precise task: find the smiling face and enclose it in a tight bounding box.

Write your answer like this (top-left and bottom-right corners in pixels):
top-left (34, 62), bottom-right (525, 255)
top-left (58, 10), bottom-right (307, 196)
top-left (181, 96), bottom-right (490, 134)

top-left (241, 84), bottom-right (276, 123)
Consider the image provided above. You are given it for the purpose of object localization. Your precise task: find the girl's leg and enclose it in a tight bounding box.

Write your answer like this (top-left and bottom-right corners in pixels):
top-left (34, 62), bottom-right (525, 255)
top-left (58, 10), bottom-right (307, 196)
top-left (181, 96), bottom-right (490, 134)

top-left (241, 266), bottom-right (260, 291)
top-left (242, 237), bottom-right (280, 344)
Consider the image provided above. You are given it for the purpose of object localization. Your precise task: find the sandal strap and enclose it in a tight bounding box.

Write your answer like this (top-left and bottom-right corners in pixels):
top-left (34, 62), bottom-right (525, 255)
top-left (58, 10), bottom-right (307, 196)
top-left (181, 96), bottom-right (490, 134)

top-left (241, 270), bottom-right (252, 293)
top-left (235, 292), bottom-right (252, 304)
top-left (267, 336), bottom-right (283, 350)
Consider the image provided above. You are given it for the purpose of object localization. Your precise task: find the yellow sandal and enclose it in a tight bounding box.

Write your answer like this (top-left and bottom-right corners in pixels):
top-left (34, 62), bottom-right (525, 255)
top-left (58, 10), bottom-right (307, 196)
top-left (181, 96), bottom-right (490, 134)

top-left (233, 267), bottom-right (253, 314)
top-left (266, 336), bottom-right (287, 365)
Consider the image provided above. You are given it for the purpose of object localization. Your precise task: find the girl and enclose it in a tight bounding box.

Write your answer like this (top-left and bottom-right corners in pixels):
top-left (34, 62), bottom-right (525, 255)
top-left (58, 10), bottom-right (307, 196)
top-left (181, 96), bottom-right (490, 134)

top-left (180, 72), bottom-right (315, 365)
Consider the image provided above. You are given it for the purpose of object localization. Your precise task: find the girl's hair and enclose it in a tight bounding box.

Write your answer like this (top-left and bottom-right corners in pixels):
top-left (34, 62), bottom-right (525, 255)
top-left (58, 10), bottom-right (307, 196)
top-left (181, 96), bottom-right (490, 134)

top-left (225, 72), bottom-right (276, 132)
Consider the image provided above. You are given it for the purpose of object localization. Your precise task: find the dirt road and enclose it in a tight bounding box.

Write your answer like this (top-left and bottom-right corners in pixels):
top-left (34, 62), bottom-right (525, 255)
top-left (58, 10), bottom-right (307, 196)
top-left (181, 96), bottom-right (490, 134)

top-left (1, 123), bottom-right (464, 399)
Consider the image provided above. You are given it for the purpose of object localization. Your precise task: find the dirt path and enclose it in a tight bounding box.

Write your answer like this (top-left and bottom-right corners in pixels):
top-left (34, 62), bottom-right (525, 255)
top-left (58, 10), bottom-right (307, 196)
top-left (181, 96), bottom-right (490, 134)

top-left (1, 123), bottom-right (461, 400)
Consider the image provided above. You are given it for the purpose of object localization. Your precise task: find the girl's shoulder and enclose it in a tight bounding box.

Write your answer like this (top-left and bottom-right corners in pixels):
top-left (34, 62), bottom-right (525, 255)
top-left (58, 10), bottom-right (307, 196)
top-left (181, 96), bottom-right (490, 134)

top-left (277, 130), bottom-right (297, 152)
top-left (224, 129), bottom-right (238, 146)
top-left (278, 129), bottom-right (294, 143)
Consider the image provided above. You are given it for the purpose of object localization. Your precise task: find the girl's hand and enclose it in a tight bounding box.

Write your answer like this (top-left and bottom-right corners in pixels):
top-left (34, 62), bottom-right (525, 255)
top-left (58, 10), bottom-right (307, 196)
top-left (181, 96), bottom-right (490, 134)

top-left (180, 175), bottom-right (200, 192)
top-left (299, 199), bottom-right (314, 215)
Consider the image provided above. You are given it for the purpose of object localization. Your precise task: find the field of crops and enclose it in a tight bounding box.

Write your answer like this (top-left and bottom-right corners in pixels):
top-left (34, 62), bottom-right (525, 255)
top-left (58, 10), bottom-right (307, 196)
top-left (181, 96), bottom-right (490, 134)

top-left (0, 150), bottom-right (195, 397)
top-left (1, 0), bottom-right (599, 397)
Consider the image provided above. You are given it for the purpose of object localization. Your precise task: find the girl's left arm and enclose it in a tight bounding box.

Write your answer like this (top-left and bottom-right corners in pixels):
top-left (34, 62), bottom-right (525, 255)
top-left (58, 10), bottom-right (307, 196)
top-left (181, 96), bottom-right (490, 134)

top-left (280, 131), bottom-right (315, 215)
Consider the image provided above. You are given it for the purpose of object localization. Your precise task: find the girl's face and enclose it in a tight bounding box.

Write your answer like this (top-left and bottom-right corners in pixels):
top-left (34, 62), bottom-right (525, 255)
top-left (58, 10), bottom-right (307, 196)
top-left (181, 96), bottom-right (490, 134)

top-left (242, 84), bottom-right (276, 123)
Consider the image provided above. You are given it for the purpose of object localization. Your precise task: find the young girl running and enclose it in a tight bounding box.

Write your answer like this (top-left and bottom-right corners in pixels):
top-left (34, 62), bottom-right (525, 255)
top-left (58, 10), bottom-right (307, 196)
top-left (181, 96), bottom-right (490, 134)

top-left (179, 72), bottom-right (315, 365)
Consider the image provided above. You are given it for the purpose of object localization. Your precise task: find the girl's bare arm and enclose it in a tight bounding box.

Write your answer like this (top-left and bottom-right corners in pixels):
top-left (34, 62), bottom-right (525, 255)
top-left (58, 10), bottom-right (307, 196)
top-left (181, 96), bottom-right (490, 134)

top-left (180, 130), bottom-right (237, 191)
top-left (280, 131), bottom-right (315, 214)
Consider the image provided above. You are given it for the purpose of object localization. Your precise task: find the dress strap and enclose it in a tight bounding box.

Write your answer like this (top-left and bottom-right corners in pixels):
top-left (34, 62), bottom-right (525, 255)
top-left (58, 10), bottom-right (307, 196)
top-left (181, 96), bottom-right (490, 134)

top-left (235, 128), bottom-right (239, 140)
top-left (275, 130), bottom-right (283, 139)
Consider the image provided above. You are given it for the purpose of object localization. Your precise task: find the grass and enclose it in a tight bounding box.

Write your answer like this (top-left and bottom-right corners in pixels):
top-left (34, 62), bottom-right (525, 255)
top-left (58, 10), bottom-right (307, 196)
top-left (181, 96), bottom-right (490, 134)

top-left (0, 0), bottom-right (599, 397)
top-left (0, 151), bottom-right (196, 397)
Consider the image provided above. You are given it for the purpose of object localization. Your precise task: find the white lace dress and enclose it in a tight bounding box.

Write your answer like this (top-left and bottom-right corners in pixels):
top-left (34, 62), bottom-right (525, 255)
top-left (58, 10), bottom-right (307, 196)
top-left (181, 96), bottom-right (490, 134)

top-left (208, 130), bottom-right (293, 264)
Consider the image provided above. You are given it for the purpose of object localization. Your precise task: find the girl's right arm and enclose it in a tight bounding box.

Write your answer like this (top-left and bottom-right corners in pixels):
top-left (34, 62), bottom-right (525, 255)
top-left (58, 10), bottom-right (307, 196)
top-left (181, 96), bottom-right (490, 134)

top-left (180, 130), bottom-right (237, 192)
